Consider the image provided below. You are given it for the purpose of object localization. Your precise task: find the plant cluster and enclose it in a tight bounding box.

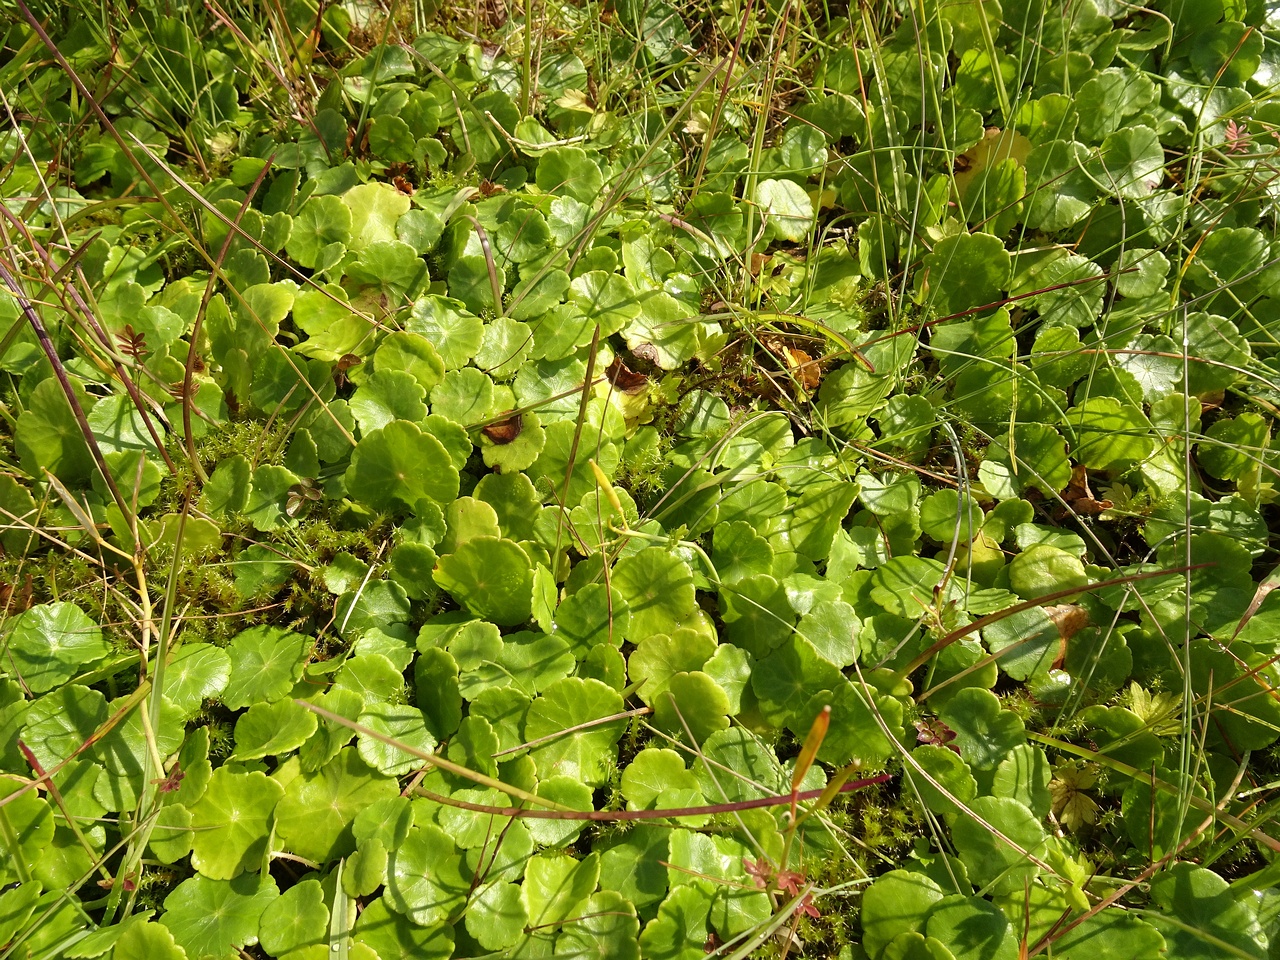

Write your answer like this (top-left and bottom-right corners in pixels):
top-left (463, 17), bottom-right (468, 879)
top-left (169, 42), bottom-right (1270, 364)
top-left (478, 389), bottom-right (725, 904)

top-left (2, 0), bottom-right (1280, 958)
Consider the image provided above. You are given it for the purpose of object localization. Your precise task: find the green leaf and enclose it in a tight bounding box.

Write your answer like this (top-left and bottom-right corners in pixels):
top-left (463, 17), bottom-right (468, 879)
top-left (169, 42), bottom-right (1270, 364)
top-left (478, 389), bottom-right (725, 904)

top-left (861, 871), bottom-right (946, 959)
top-left (476, 316), bottom-right (533, 378)
top-left (460, 885), bottom-right (524, 957)
top-left (434, 537), bottom-right (534, 625)
top-left (0, 474), bottom-right (37, 556)
top-left (882, 932), bottom-right (958, 960)
top-left (0, 776), bottom-right (53, 884)
top-left (804, 679), bottom-right (902, 768)
top-left (924, 896), bottom-right (1018, 960)
top-left (244, 464), bottom-right (298, 533)
top-left (1007, 544), bottom-right (1088, 600)
top-left (1149, 862), bottom-right (1267, 959)
top-left (555, 584), bottom-right (630, 658)
top-left (431, 367), bottom-right (495, 424)
top-left (1091, 125), bottom-right (1164, 199)
top-left (374, 332), bottom-right (445, 393)
top-left (611, 547), bottom-right (697, 642)
top-left (258, 877), bottom-right (328, 956)
top-left (751, 635), bottom-right (843, 729)
top-left (232, 698), bottom-right (318, 760)
top-left (978, 422), bottom-right (1071, 499)
top-left (0, 882), bottom-right (40, 948)
top-left (14, 377), bottom-right (95, 485)
top-left (652, 671), bottom-right (731, 745)
top-left (91, 692), bottom-right (184, 811)
top-left (982, 608), bottom-right (1060, 682)
top-left (916, 233), bottom-right (1010, 318)
top-left (350, 370), bottom-right (428, 434)
top-left (406, 296), bottom-right (485, 369)
top-left (18, 686), bottom-right (107, 782)
top-left (188, 767), bottom-right (284, 879)
top-left (385, 823), bottom-right (470, 926)
top-left (938, 688), bottom-right (1026, 779)
top-left (1024, 141), bottom-right (1096, 231)
top-left (628, 629), bottom-right (716, 704)
top-left (621, 748), bottom-right (704, 818)
top-left (343, 182), bottom-right (411, 248)
top-left (1052, 912), bottom-right (1166, 960)
top-left (639, 883), bottom-right (711, 960)
top-left (275, 748), bottom-right (399, 864)
top-left (286, 194), bottom-right (352, 269)
top-left (344, 420), bottom-right (460, 512)
top-left (446, 255), bottom-right (504, 314)
top-left (720, 574), bottom-right (794, 657)
top-left (160, 873), bottom-right (278, 960)
top-left (222, 626), bottom-right (311, 710)
top-left (523, 852), bottom-right (600, 927)
top-left (949, 797), bottom-right (1048, 895)
top-left (111, 920), bottom-right (188, 960)
top-left (353, 896), bottom-right (454, 960)
top-left (555, 891), bottom-right (641, 960)
top-left (536, 147), bottom-right (603, 202)
top-left (570, 271), bottom-right (643, 336)
top-left (755, 178), bottom-right (815, 241)
top-left (356, 703), bottom-right (437, 776)
top-left (3, 602), bottom-right (108, 694)
top-left (1067, 397), bottom-right (1155, 470)
top-left (525, 677), bottom-right (626, 786)
top-left (527, 775), bottom-right (595, 848)
top-left (1027, 252), bottom-right (1106, 328)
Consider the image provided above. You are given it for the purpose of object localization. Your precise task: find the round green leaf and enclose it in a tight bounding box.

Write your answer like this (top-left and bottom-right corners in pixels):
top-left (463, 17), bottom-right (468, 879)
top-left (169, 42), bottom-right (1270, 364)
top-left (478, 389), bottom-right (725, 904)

top-left (3, 601), bottom-right (108, 693)
top-left (523, 852), bottom-right (600, 927)
top-left (756, 178), bottom-right (815, 242)
top-left (373, 331), bottom-right (444, 393)
top-left (525, 677), bottom-right (626, 786)
top-left (222, 626), bottom-right (311, 710)
top-left (1091, 125), bottom-right (1163, 199)
top-left (464, 882), bottom-right (528, 951)
top-left (751, 635), bottom-right (843, 729)
top-left (160, 874), bottom-right (278, 960)
top-left (350, 369), bottom-right (428, 434)
top-left (232, 698), bottom-right (318, 761)
top-left (189, 767), bottom-right (284, 879)
top-left (344, 420), bottom-right (460, 512)
top-left (555, 891), bottom-right (641, 960)
top-left (165, 647), bottom-right (232, 721)
top-left (274, 748), bottom-right (399, 864)
top-left (949, 797), bottom-right (1048, 895)
top-left (354, 896), bottom-right (454, 960)
top-left (385, 823), bottom-right (470, 926)
top-left (924, 896), bottom-right (1018, 960)
top-left (286, 194), bottom-right (352, 269)
top-left (611, 547), bottom-right (697, 642)
top-left (406, 296), bottom-right (485, 369)
top-left (112, 920), bottom-right (188, 960)
top-left (14, 376), bottom-right (95, 485)
top-left (917, 233), bottom-right (1010, 318)
top-left (1007, 544), bottom-right (1088, 600)
top-left (356, 703), bottom-right (437, 776)
top-left (860, 870), bottom-right (946, 959)
top-left (628, 628), bottom-right (716, 705)
top-left (434, 537), bottom-right (534, 625)
top-left (652, 671), bottom-right (731, 745)
top-left (536, 147), bottom-right (603, 202)
top-left (258, 878), bottom-right (327, 956)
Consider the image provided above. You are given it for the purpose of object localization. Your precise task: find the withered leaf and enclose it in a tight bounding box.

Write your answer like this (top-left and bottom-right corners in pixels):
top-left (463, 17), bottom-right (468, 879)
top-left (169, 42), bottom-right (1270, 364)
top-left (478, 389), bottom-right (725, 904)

top-left (482, 411), bottom-right (523, 444)
top-left (606, 356), bottom-right (649, 394)
top-left (1063, 464), bottom-right (1111, 516)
